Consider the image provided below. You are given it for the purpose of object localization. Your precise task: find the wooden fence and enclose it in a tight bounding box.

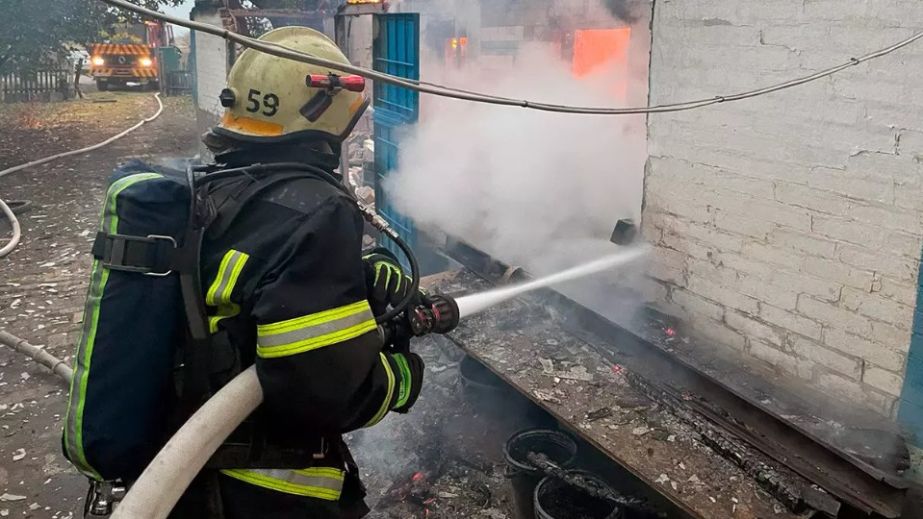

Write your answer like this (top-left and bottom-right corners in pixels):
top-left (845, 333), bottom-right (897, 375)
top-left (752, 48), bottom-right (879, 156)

top-left (0, 69), bottom-right (72, 103)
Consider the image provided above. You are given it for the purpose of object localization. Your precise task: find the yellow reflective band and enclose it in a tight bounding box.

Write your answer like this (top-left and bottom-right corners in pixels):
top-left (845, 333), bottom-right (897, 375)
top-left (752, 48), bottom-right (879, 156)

top-left (206, 250), bottom-right (249, 306)
top-left (209, 303), bottom-right (240, 334)
top-left (257, 301), bottom-right (376, 359)
top-left (364, 353), bottom-right (395, 427)
top-left (393, 353), bottom-right (413, 409)
top-left (220, 468), bottom-right (345, 501)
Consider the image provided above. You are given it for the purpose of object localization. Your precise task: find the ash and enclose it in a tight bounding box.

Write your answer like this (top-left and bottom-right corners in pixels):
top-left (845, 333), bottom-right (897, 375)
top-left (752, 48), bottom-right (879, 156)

top-left (347, 333), bottom-right (542, 519)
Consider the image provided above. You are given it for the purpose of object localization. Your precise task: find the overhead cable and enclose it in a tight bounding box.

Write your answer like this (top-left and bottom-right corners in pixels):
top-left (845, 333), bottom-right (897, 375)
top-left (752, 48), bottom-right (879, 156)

top-left (100, 0), bottom-right (922, 115)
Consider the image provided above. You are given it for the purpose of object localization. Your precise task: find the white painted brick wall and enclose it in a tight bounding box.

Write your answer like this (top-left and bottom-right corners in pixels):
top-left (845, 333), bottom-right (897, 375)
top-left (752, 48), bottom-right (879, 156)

top-left (192, 9), bottom-right (230, 117)
top-left (644, 0), bottom-right (923, 417)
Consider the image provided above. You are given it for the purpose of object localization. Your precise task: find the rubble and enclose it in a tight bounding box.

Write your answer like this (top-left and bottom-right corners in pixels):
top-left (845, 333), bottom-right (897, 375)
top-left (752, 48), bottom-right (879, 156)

top-left (433, 269), bottom-right (803, 519)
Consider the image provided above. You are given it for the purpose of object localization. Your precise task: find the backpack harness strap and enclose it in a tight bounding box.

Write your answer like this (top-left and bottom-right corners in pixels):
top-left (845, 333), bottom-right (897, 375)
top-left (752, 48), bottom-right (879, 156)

top-left (91, 232), bottom-right (178, 276)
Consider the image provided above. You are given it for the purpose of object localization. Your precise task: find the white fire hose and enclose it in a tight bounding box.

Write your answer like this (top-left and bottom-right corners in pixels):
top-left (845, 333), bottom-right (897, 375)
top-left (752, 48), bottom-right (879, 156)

top-left (0, 93), bottom-right (164, 259)
top-left (111, 367), bottom-right (263, 519)
top-left (0, 329), bottom-right (262, 519)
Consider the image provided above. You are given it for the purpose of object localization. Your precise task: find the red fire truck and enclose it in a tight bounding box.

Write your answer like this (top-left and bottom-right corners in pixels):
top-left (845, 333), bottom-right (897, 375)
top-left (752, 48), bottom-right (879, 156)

top-left (89, 21), bottom-right (174, 91)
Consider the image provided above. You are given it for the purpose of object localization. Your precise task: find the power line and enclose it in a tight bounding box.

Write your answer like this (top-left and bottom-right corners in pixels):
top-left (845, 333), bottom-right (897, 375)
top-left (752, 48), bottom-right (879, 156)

top-left (100, 0), bottom-right (923, 116)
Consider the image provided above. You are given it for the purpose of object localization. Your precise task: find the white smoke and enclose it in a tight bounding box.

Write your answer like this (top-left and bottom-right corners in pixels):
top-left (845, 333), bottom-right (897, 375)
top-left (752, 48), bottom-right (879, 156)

top-left (384, 33), bottom-right (648, 275)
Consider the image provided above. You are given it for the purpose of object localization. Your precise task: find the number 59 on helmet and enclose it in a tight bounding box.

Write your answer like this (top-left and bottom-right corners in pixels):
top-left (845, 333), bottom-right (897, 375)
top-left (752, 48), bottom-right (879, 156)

top-left (215, 26), bottom-right (370, 145)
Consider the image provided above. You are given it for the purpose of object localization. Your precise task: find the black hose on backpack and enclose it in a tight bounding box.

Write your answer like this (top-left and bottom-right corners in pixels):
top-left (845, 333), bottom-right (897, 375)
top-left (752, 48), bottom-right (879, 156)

top-left (197, 163), bottom-right (420, 324)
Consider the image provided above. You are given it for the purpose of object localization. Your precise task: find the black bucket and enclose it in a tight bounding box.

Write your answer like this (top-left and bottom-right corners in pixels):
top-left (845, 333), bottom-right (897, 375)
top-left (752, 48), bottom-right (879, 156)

top-left (459, 355), bottom-right (509, 408)
top-left (534, 471), bottom-right (621, 519)
top-left (504, 429), bottom-right (578, 519)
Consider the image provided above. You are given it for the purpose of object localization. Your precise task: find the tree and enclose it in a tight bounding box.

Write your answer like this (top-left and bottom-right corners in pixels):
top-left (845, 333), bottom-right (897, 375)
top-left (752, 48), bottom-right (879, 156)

top-left (0, 0), bottom-right (184, 73)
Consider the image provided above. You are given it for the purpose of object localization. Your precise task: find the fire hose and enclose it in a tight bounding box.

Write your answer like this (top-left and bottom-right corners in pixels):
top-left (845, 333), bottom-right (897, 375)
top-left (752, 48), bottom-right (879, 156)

top-left (1, 247), bottom-right (642, 517)
top-left (0, 93), bottom-right (164, 259)
top-left (113, 294), bottom-right (460, 519)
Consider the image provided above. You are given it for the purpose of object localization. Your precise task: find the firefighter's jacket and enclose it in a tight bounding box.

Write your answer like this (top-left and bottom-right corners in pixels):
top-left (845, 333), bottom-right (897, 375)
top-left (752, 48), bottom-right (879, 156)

top-left (198, 153), bottom-right (412, 505)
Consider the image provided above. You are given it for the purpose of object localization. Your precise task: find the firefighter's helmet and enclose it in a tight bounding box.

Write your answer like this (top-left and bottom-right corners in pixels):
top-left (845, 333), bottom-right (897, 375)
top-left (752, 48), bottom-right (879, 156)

top-left (214, 26), bottom-right (368, 145)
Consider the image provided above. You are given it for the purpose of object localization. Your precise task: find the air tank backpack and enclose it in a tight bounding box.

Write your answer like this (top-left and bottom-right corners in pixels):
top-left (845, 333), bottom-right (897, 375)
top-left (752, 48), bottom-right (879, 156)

top-left (62, 160), bottom-right (195, 483)
top-left (62, 160), bottom-right (352, 509)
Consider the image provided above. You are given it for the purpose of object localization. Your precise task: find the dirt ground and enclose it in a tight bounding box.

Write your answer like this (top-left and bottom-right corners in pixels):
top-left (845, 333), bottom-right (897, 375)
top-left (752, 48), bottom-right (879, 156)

top-left (0, 91), bottom-right (198, 518)
top-left (0, 93), bottom-right (527, 518)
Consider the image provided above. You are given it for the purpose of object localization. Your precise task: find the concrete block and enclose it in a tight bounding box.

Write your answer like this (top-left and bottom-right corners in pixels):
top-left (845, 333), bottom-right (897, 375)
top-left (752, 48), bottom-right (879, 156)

top-left (897, 130), bottom-right (923, 161)
top-left (771, 270), bottom-right (842, 302)
top-left (648, 261), bottom-right (686, 287)
top-left (716, 252), bottom-right (776, 280)
top-left (686, 277), bottom-right (760, 315)
top-left (792, 337), bottom-right (863, 379)
top-left (866, 104), bottom-right (923, 140)
top-left (645, 192), bottom-right (714, 223)
top-left (661, 231), bottom-right (713, 261)
top-left (739, 274), bottom-right (799, 311)
top-left (712, 192), bottom-right (813, 232)
top-left (824, 327), bottom-right (907, 372)
top-left (671, 288), bottom-right (725, 322)
top-left (848, 151), bottom-right (919, 184)
top-left (807, 167), bottom-right (895, 204)
top-left (775, 183), bottom-right (850, 216)
top-left (769, 228), bottom-right (838, 258)
top-left (749, 340), bottom-right (813, 379)
top-left (684, 225), bottom-right (745, 253)
top-left (815, 371), bottom-right (896, 417)
top-left (714, 211), bottom-right (773, 239)
top-left (841, 287), bottom-right (915, 330)
top-left (884, 231), bottom-right (923, 260)
top-left (802, 256), bottom-right (875, 290)
top-left (741, 242), bottom-right (803, 270)
top-left (687, 258), bottom-right (740, 285)
top-left (895, 185), bottom-right (923, 212)
top-left (812, 216), bottom-right (885, 248)
top-left (759, 303), bottom-right (823, 341)
top-left (802, 0), bottom-right (869, 20)
top-left (726, 310), bottom-right (783, 346)
top-left (696, 318), bottom-right (748, 351)
top-left (864, 366), bottom-right (905, 397)
top-left (876, 276), bottom-right (921, 309)
top-left (847, 204), bottom-right (923, 234)
top-left (797, 295), bottom-right (873, 336)
top-left (837, 244), bottom-right (918, 281)
top-left (866, 321), bottom-right (913, 354)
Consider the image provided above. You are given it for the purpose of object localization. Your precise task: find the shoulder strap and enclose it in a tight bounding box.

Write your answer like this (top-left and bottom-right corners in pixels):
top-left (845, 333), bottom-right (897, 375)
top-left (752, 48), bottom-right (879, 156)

top-left (177, 167), bottom-right (214, 409)
top-left (176, 168), bottom-right (329, 410)
top-left (207, 171), bottom-right (325, 239)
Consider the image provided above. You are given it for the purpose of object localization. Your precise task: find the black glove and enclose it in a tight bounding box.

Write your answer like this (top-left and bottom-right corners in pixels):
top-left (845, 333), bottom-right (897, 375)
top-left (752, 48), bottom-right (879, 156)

top-left (390, 352), bottom-right (424, 413)
top-left (363, 247), bottom-right (412, 316)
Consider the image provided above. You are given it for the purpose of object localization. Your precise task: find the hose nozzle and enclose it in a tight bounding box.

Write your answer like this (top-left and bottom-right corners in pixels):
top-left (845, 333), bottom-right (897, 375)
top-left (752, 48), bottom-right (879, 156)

top-left (408, 294), bottom-right (460, 336)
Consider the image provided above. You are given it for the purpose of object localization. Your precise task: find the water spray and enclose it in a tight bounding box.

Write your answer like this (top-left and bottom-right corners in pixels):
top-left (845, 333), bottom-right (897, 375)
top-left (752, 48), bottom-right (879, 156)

top-left (385, 245), bottom-right (650, 343)
top-left (454, 246), bottom-right (649, 319)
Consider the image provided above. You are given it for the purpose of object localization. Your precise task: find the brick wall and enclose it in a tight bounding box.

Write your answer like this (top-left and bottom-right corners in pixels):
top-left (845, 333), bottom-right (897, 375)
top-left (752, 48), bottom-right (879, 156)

top-left (192, 8), bottom-right (229, 119)
top-left (190, 6), bottom-right (230, 156)
top-left (644, 0), bottom-right (923, 417)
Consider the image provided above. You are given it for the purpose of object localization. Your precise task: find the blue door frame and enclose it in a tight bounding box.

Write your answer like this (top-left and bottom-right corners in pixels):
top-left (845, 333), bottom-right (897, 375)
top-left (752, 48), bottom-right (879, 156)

top-left (898, 250), bottom-right (923, 447)
top-left (372, 13), bottom-right (420, 263)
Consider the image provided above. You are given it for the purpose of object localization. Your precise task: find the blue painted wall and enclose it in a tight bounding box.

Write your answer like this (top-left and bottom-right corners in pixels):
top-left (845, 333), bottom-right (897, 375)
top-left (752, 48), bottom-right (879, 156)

top-left (372, 14), bottom-right (420, 263)
top-left (898, 252), bottom-right (923, 447)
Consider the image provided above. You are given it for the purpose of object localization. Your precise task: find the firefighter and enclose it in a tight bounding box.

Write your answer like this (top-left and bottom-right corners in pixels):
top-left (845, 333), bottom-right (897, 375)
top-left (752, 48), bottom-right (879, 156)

top-left (177, 27), bottom-right (424, 518)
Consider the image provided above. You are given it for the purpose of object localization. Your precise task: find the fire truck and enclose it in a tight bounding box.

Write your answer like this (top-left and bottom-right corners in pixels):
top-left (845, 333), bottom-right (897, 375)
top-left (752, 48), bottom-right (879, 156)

top-left (89, 21), bottom-right (174, 91)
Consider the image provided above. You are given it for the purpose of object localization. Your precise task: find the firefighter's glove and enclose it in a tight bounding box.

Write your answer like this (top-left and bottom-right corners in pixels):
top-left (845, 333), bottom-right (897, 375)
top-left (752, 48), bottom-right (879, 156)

top-left (364, 248), bottom-right (412, 316)
top-left (391, 352), bottom-right (424, 413)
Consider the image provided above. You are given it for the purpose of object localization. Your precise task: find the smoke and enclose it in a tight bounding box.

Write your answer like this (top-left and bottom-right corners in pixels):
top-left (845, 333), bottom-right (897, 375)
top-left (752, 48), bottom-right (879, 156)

top-left (384, 8), bottom-right (649, 277)
top-left (601, 0), bottom-right (641, 23)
